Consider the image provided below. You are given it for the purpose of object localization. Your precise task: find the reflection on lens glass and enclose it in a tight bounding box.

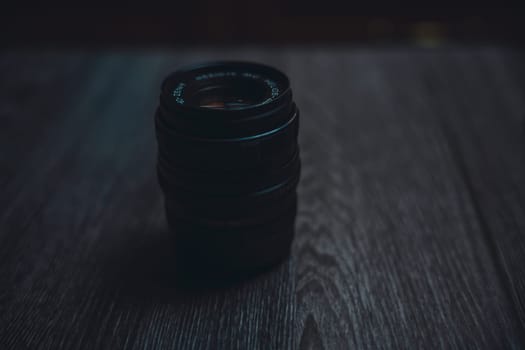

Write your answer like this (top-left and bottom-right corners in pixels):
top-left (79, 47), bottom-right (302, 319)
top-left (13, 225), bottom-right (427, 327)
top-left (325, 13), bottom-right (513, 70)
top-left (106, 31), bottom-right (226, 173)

top-left (191, 79), bottom-right (267, 110)
top-left (199, 97), bottom-right (252, 110)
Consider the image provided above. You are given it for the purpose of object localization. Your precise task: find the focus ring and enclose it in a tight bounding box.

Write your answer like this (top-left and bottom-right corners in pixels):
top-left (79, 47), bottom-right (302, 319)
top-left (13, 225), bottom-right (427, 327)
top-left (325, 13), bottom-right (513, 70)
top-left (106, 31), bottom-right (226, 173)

top-left (154, 106), bottom-right (299, 170)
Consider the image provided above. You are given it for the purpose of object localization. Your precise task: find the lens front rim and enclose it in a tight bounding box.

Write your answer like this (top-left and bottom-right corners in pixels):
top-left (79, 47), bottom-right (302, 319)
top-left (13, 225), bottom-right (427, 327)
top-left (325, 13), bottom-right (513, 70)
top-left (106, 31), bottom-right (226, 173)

top-left (161, 61), bottom-right (292, 119)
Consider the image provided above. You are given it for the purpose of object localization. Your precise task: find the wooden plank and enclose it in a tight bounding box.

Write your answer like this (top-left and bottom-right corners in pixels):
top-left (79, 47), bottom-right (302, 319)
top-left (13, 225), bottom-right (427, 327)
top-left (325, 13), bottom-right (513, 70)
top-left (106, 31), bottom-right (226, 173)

top-left (413, 48), bottom-right (525, 330)
top-left (288, 49), bottom-right (523, 349)
top-left (0, 49), bottom-right (523, 349)
top-left (0, 52), bottom-right (94, 213)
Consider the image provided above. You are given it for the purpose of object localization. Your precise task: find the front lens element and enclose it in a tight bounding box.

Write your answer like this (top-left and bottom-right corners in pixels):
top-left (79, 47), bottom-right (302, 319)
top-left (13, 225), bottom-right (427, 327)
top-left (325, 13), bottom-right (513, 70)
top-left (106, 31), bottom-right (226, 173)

top-left (191, 76), bottom-right (270, 110)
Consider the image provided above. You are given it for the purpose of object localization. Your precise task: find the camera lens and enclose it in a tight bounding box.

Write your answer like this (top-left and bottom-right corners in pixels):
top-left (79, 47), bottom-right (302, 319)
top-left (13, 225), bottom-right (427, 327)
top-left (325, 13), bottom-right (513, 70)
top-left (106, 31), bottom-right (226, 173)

top-left (154, 61), bottom-right (300, 276)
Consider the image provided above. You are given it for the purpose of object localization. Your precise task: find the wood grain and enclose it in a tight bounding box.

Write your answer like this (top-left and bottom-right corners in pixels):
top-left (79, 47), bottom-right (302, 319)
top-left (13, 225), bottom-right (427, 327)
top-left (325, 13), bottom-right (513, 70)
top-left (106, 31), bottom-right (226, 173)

top-left (288, 49), bottom-right (523, 349)
top-left (0, 48), bottom-right (524, 349)
top-left (416, 49), bottom-right (525, 333)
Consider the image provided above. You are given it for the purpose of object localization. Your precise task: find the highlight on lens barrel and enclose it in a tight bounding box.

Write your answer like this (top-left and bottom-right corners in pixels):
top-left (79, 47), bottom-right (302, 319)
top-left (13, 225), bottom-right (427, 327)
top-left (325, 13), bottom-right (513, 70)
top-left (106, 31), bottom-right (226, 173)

top-left (154, 61), bottom-right (300, 276)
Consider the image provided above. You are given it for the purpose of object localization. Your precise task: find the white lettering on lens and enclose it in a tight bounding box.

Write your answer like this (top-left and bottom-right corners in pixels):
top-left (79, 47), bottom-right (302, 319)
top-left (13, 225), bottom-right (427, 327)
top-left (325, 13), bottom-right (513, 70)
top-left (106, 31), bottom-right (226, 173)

top-left (195, 71), bottom-right (237, 81)
top-left (172, 82), bottom-right (186, 104)
top-left (264, 79), bottom-right (280, 98)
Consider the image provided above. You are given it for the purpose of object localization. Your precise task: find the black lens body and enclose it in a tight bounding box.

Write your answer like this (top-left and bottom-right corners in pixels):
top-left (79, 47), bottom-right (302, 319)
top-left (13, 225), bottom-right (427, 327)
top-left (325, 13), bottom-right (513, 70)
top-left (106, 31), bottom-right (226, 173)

top-left (155, 61), bottom-right (300, 276)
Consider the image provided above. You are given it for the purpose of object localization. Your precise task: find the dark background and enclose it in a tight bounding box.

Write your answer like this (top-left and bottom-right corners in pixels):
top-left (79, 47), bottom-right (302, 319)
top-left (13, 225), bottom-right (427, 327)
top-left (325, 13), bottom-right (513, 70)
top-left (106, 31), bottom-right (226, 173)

top-left (1, 2), bottom-right (523, 47)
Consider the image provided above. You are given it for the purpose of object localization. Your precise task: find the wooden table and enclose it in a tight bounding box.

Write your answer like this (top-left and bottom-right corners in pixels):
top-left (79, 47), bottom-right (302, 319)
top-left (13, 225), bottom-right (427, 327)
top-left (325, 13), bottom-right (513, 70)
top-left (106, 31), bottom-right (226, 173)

top-left (1, 48), bottom-right (524, 349)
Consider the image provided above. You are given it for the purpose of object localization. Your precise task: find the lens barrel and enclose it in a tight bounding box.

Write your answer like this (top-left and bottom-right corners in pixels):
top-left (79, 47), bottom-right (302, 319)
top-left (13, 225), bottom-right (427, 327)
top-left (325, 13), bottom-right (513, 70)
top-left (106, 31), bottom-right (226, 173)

top-left (155, 61), bottom-right (300, 276)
